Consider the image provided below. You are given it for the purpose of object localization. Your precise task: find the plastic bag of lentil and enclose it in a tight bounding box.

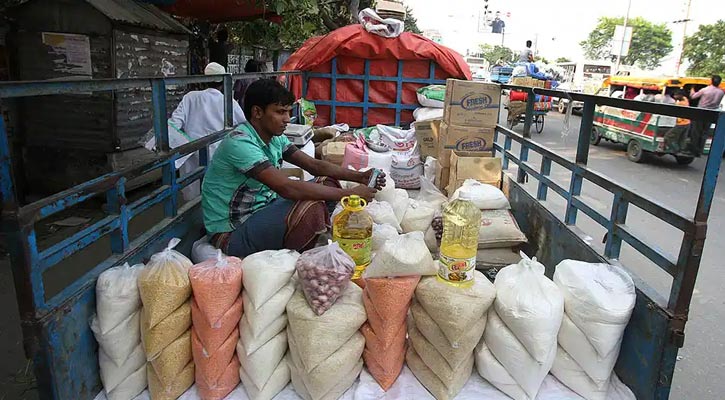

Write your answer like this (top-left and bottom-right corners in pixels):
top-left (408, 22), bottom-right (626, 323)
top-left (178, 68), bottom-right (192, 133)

top-left (361, 276), bottom-right (419, 390)
top-left (138, 239), bottom-right (193, 331)
top-left (189, 250), bottom-right (243, 329)
top-left (295, 241), bottom-right (355, 316)
top-left (147, 330), bottom-right (194, 400)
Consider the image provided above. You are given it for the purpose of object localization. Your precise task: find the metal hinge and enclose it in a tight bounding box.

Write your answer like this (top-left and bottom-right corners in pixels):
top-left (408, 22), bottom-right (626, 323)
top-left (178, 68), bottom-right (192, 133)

top-left (670, 316), bottom-right (687, 348)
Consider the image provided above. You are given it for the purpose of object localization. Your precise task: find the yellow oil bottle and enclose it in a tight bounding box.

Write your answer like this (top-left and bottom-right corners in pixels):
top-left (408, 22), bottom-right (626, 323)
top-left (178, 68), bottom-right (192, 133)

top-left (332, 195), bottom-right (373, 279)
top-left (438, 188), bottom-right (482, 287)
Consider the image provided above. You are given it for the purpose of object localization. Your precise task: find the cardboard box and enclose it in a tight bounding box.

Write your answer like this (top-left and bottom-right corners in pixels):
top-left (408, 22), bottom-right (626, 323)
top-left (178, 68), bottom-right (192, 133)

top-left (438, 122), bottom-right (495, 167)
top-left (535, 79), bottom-right (545, 88)
top-left (443, 79), bottom-right (501, 128)
top-left (322, 142), bottom-right (346, 165)
top-left (414, 119), bottom-right (441, 159)
top-left (447, 152), bottom-right (502, 194)
top-left (435, 166), bottom-right (450, 195)
top-left (510, 76), bottom-right (528, 86)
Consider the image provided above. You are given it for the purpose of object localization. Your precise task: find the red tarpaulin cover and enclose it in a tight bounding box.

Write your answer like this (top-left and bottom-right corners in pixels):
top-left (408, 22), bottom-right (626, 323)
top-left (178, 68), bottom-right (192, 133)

top-left (281, 25), bottom-right (472, 127)
top-left (161, 0), bottom-right (281, 23)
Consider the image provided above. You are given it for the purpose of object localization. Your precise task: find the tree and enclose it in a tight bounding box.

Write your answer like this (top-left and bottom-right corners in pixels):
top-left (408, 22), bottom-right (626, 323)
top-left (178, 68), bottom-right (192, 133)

top-left (477, 44), bottom-right (515, 64)
top-left (579, 16), bottom-right (673, 70)
top-left (404, 6), bottom-right (422, 34)
top-left (556, 57), bottom-right (572, 63)
top-left (683, 20), bottom-right (725, 77)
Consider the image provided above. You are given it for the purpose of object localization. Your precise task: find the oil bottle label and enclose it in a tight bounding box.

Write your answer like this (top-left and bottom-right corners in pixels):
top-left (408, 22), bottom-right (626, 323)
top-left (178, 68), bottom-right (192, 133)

top-left (438, 254), bottom-right (476, 283)
top-left (333, 236), bottom-right (372, 266)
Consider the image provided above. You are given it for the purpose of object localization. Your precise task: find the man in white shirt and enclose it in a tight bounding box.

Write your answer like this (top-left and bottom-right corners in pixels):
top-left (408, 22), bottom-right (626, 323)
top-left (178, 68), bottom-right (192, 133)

top-left (146, 62), bottom-right (246, 200)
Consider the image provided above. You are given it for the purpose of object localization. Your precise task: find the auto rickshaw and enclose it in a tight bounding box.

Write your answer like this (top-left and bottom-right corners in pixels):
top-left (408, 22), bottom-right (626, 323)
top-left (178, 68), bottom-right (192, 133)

top-left (592, 76), bottom-right (724, 165)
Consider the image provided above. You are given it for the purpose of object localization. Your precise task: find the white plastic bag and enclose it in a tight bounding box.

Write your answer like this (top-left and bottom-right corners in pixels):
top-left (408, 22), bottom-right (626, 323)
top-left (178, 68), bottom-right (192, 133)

top-left (242, 281), bottom-right (295, 338)
top-left (191, 236), bottom-right (221, 264)
top-left (365, 200), bottom-right (403, 233)
top-left (423, 156), bottom-right (439, 184)
top-left (242, 249), bottom-right (299, 309)
top-left (358, 8), bottom-right (404, 38)
top-left (401, 200), bottom-right (436, 234)
top-left (372, 223), bottom-right (399, 253)
top-left (417, 176), bottom-right (447, 210)
top-left (296, 242), bottom-right (356, 315)
top-left (452, 179), bottom-right (510, 210)
top-left (95, 262), bottom-right (144, 336)
top-left (553, 260), bottom-right (635, 359)
top-left (551, 346), bottom-right (611, 400)
top-left (363, 232), bottom-right (436, 278)
top-left (286, 284), bottom-right (366, 373)
top-left (390, 188), bottom-right (410, 223)
top-left (493, 253), bottom-right (564, 364)
top-left (237, 331), bottom-right (288, 390)
top-left (374, 173), bottom-right (397, 203)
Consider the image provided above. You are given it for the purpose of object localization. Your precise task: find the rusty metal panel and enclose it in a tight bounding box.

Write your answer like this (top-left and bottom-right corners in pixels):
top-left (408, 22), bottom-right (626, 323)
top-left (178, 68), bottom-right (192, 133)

top-left (113, 30), bottom-right (188, 150)
top-left (86, 0), bottom-right (190, 34)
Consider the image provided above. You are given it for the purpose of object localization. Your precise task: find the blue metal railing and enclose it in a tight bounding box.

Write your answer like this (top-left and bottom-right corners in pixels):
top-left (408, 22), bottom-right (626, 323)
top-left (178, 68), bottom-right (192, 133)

top-left (302, 58), bottom-right (447, 127)
top-left (495, 85), bottom-right (725, 340)
top-left (0, 71), bottom-right (301, 317)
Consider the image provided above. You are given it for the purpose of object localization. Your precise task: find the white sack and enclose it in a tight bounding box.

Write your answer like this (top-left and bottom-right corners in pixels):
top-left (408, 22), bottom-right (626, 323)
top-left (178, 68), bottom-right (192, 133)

top-left (374, 173), bottom-right (397, 203)
top-left (377, 125), bottom-right (416, 152)
top-left (390, 146), bottom-right (424, 190)
top-left (401, 200), bottom-right (436, 234)
top-left (415, 271), bottom-right (496, 348)
top-left (191, 236), bottom-right (221, 264)
top-left (452, 179), bottom-right (510, 210)
top-left (364, 232), bottom-right (436, 278)
top-left (239, 360), bottom-right (291, 400)
top-left (95, 263), bottom-right (144, 335)
top-left (286, 285), bottom-right (366, 373)
top-left (98, 343), bottom-right (146, 393)
top-left (553, 260), bottom-right (635, 359)
top-left (414, 107), bottom-right (444, 121)
top-left (242, 250), bottom-right (299, 309)
top-left (483, 308), bottom-right (557, 400)
top-left (242, 281), bottom-right (295, 338)
top-left (105, 364), bottom-right (147, 400)
top-left (390, 189), bottom-right (410, 223)
top-left (478, 210), bottom-right (527, 249)
top-left (475, 340), bottom-right (529, 400)
top-left (91, 311), bottom-right (141, 365)
top-left (493, 254), bottom-right (564, 364)
top-left (551, 346), bottom-right (610, 400)
top-left (557, 313), bottom-right (620, 386)
top-left (237, 331), bottom-right (288, 390)
top-left (372, 223), bottom-right (400, 253)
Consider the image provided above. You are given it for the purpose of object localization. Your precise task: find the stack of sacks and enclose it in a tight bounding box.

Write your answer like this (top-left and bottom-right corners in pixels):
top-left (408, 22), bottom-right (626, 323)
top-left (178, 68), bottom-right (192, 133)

top-left (551, 260), bottom-right (636, 400)
top-left (475, 254), bottom-right (564, 400)
top-left (238, 250), bottom-right (299, 400)
top-left (189, 251), bottom-right (244, 400)
top-left (138, 239), bottom-right (195, 400)
top-left (414, 85), bottom-right (446, 122)
top-left (378, 125), bottom-right (423, 189)
top-left (452, 180), bottom-right (527, 269)
top-left (91, 263), bottom-right (147, 400)
top-left (286, 285), bottom-right (367, 400)
top-left (407, 271), bottom-right (496, 400)
top-left (362, 232), bottom-right (436, 390)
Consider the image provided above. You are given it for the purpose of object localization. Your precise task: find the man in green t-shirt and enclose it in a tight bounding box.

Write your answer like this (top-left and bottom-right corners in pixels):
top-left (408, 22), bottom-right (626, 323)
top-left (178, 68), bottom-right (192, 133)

top-left (202, 79), bottom-right (385, 257)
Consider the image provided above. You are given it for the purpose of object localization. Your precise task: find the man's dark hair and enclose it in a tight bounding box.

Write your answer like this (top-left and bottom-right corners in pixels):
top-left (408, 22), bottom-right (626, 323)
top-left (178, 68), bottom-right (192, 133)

top-left (217, 28), bottom-right (228, 42)
top-left (712, 74), bottom-right (722, 87)
top-left (526, 40), bottom-right (532, 48)
top-left (243, 79), bottom-right (295, 119)
top-left (244, 59), bottom-right (262, 73)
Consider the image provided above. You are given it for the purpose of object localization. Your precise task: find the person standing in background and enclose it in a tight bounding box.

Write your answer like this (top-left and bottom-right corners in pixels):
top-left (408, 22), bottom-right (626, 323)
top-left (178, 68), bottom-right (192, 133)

top-left (688, 75), bottom-right (724, 155)
top-left (234, 59), bottom-right (265, 113)
top-left (208, 28), bottom-right (230, 70)
top-left (518, 40), bottom-right (534, 63)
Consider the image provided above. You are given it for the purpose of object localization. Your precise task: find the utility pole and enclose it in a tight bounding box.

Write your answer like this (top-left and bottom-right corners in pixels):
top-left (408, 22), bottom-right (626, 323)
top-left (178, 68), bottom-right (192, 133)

top-left (674, 0), bottom-right (693, 76)
top-left (615, 0), bottom-right (632, 73)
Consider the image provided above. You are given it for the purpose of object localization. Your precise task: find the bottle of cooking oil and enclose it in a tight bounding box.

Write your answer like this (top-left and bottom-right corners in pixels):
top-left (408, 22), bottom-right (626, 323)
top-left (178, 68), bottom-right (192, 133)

top-left (438, 188), bottom-right (482, 287)
top-left (333, 195), bottom-right (373, 280)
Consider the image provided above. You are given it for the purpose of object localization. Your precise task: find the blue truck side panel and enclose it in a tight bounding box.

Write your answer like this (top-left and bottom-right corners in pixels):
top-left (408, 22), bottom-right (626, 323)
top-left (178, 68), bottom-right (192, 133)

top-left (1, 70), bottom-right (723, 399)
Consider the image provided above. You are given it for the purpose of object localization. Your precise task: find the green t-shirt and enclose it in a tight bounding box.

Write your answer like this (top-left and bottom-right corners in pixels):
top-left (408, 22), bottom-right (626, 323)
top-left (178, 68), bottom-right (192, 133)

top-left (202, 122), bottom-right (296, 233)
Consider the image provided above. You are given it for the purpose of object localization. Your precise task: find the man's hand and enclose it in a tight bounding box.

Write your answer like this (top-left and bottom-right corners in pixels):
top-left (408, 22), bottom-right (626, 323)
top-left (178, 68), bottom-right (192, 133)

top-left (346, 184), bottom-right (377, 203)
top-left (359, 169), bottom-right (388, 190)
